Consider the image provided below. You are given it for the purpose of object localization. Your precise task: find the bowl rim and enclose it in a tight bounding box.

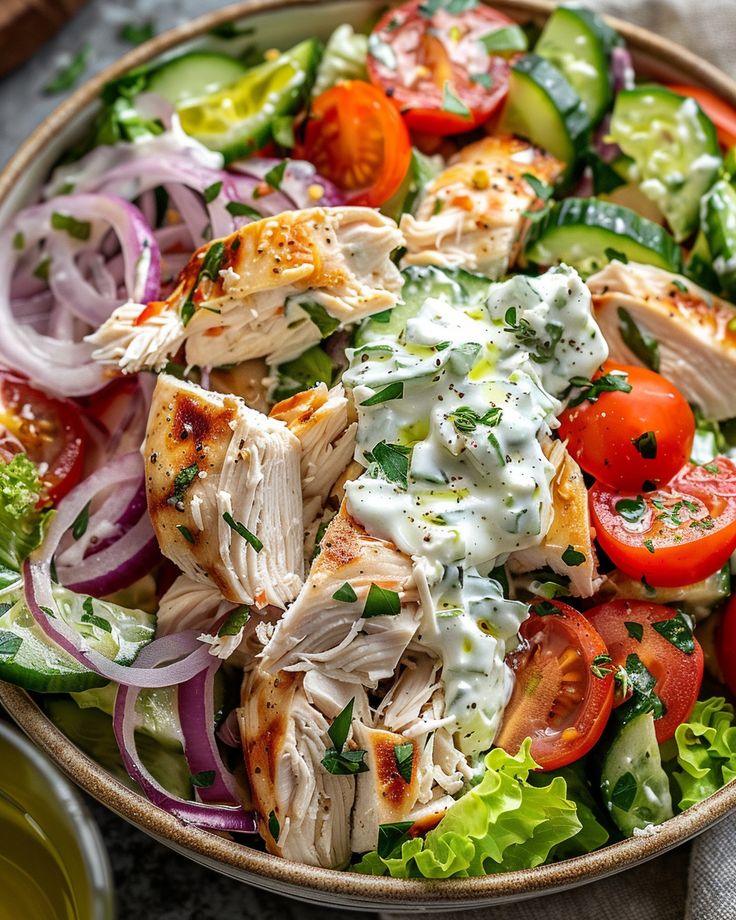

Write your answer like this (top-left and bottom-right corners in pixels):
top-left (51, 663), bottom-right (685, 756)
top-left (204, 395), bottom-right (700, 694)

top-left (2, 0), bottom-right (736, 908)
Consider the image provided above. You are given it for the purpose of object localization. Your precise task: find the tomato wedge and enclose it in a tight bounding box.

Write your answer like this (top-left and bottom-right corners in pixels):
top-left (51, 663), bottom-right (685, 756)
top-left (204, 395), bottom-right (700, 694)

top-left (367, 0), bottom-right (512, 136)
top-left (586, 599), bottom-right (704, 742)
top-left (718, 593), bottom-right (736, 697)
top-left (495, 599), bottom-right (614, 770)
top-left (294, 80), bottom-right (411, 208)
top-left (590, 458), bottom-right (736, 587)
top-left (558, 362), bottom-right (694, 492)
top-left (667, 84), bottom-right (736, 149)
top-left (0, 373), bottom-right (87, 503)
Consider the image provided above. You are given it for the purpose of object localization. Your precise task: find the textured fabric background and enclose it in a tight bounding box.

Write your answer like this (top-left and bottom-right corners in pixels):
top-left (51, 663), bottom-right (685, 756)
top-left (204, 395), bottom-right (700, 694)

top-left (1, 1), bottom-right (735, 918)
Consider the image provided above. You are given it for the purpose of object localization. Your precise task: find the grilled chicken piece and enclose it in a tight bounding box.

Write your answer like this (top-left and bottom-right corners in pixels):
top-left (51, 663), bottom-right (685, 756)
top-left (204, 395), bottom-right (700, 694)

top-left (588, 261), bottom-right (736, 420)
top-left (401, 136), bottom-right (563, 278)
top-left (270, 382), bottom-right (357, 530)
top-left (145, 374), bottom-right (303, 608)
top-left (260, 505), bottom-right (421, 687)
top-left (239, 665), bottom-right (363, 868)
top-left (88, 207), bottom-right (404, 373)
top-left (507, 439), bottom-right (602, 597)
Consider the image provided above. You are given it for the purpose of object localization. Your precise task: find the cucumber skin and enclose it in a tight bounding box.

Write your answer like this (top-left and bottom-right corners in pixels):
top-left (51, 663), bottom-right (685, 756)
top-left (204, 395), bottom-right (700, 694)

top-left (501, 54), bottom-right (590, 165)
top-left (525, 197), bottom-right (684, 274)
top-left (702, 180), bottom-right (736, 298)
top-left (147, 51), bottom-right (247, 106)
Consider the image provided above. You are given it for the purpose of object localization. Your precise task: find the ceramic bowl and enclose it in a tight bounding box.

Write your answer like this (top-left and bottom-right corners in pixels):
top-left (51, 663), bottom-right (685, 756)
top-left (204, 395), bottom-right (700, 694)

top-left (1, 0), bottom-right (735, 910)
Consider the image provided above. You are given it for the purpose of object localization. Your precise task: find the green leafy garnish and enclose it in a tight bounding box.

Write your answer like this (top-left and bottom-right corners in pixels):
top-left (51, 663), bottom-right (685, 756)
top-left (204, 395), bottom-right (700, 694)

top-left (0, 454), bottom-right (47, 587)
top-left (190, 770), bottom-right (216, 788)
top-left (617, 307), bottom-right (660, 372)
top-left (0, 631), bottom-right (22, 659)
top-left (268, 810), bottom-right (280, 841)
top-left (377, 821), bottom-right (414, 859)
top-left (218, 606), bottom-right (250, 637)
top-left (610, 772), bottom-right (637, 811)
top-left (170, 464), bottom-right (199, 506)
top-left (604, 247), bottom-right (629, 264)
top-left (365, 441), bottom-right (411, 489)
top-left (561, 545), bottom-right (585, 567)
top-left (321, 699), bottom-right (369, 776)
top-left (203, 181), bottom-right (223, 204)
top-left (362, 584), bottom-right (401, 618)
top-left (624, 621), bottom-right (644, 642)
top-left (522, 173), bottom-right (553, 201)
top-left (180, 241), bottom-right (226, 326)
top-left (442, 82), bottom-right (471, 119)
top-left (360, 382), bottom-right (404, 406)
top-left (72, 502), bottom-right (91, 540)
top-left (119, 21), bottom-right (155, 45)
top-left (222, 513), bottom-right (263, 552)
top-left (394, 743), bottom-right (414, 783)
top-left (591, 654), bottom-right (613, 679)
top-left (51, 212), bottom-right (91, 241)
top-left (469, 73), bottom-right (494, 90)
top-left (632, 431), bottom-right (657, 459)
top-left (652, 611), bottom-right (694, 655)
top-left (567, 372), bottom-right (632, 408)
top-left (332, 583), bottom-right (358, 603)
top-left (273, 345), bottom-right (335, 402)
top-left (225, 201), bottom-right (262, 219)
top-left (530, 601), bottom-right (560, 617)
top-left (176, 524), bottom-right (195, 544)
top-left (80, 597), bottom-right (112, 634)
top-left (448, 406), bottom-right (502, 433)
top-left (487, 432), bottom-right (505, 466)
top-left (44, 44), bottom-right (89, 94)
top-left (615, 496), bottom-right (646, 524)
top-left (300, 301), bottom-right (340, 338)
top-left (264, 160), bottom-right (288, 191)
top-left (480, 24), bottom-right (528, 53)
top-left (617, 653), bottom-right (666, 725)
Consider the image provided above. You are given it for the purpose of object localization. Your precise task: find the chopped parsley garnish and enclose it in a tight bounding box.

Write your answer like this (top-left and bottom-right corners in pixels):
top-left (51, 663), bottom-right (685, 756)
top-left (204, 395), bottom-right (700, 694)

top-left (190, 770), bottom-right (216, 788)
top-left (360, 382), bottom-right (404, 406)
top-left (12, 232), bottom-right (24, 251)
top-left (487, 432), bottom-right (505, 466)
top-left (610, 772), bottom-right (637, 811)
top-left (51, 211), bottom-right (91, 241)
top-left (119, 21), bottom-right (155, 45)
top-left (617, 307), bottom-right (660, 372)
top-left (332, 582), bottom-right (358, 603)
top-left (0, 631), bottom-right (22, 659)
top-left (503, 307), bottom-right (562, 364)
top-left (624, 621), bottom-right (644, 642)
top-left (643, 538), bottom-right (655, 554)
top-left (561, 545), bottom-right (585, 567)
top-left (33, 257), bottom-right (50, 282)
top-left (394, 743), bottom-right (414, 784)
top-left (632, 431), bottom-right (657, 459)
top-left (203, 181), bottom-right (223, 204)
top-left (566, 371), bottom-right (632, 408)
top-left (225, 201), bottom-right (262, 219)
top-left (377, 821), bottom-right (414, 859)
top-left (442, 82), bottom-right (471, 119)
top-left (177, 524), bottom-right (195, 544)
top-left (44, 44), bottom-right (90, 94)
top-left (617, 652), bottom-right (666, 725)
top-left (604, 247), bottom-right (629, 264)
top-left (530, 601), bottom-right (560, 617)
top-left (591, 653), bottom-right (613, 679)
top-left (652, 611), bottom-right (695, 655)
top-left (615, 496), bottom-right (646, 524)
top-left (479, 24), bottom-right (528, 53)
top-left (469, 72), bottom-right (494, 90)
top-left (448, 406), bottom-right (502, 433)
top-left (180, 241), bottom-right (226, 326)
top-left (300, 301), bottom-right (340, 338)
top-left (321, 698), bottom-right (369, 776)
top-left (522, 173), bottom-right (553, 201)
top-left (671, 278), bottom-right (688, 293)
top-left (170, 464), bottom-right (199, 506)
top-left (71, 502), bottom-right (91, 540)
top-left (268, 810), bottom-right (280, 841)
top-left (365, 441), bottom-right (411, 489)
top-left (362, 583), bottom-right (401, 618)
top-left (218, 606), bottom-right (250, 637)
top-left (222, 513), bottom-right (263, 552)
top-left (264, 160), bottom-right (288, 191)
top-left (81, 597), bottom-right (112, 633)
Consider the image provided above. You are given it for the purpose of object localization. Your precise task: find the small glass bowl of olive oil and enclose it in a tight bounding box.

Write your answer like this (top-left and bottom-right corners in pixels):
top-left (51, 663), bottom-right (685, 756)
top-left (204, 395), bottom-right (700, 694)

top-left (0, 720), bottom-right (114, 920)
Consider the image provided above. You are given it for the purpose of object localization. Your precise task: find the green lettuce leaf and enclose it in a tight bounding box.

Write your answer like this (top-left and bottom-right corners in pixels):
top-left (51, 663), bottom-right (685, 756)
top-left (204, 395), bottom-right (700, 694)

top-left (353, 741), bottom-right (582, 878)
top-left (670, 697), bottom-right (736, 810)
top-left (0, 454), bottom-right (49, 587)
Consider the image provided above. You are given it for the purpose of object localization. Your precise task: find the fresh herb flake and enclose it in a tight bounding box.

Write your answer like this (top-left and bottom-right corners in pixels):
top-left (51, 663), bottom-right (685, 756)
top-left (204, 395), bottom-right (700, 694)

top-left (71, 501), bottom-right (91, 540)
top-left (80, 598), bottom-right (112, 634)
top-left (119, 21), bottom-right (155, 45)
top-left (226, 201), bottom-right (262, 219)
top-left (615, 496), bottom-right (646, 524)
top-left (632, 431), bottom-right (657, 459)
top-left (218, 606), bottom-right (250, 637)
top-left (561, 545), bottom-right (585, 567)
top-left (469, 72), bottom-right (495, 90)
top-left (617, 652), bottom-right (666, 725)
top-left (222, 512), bottom-right (263, 552)
top-left (377, 821), bottom-right (414, 859)
top-left (321, 747), bottom-right (369, 775)
top-left (203, 181), bottom-right (223, 204)
top-left (442, 81), bottom-right (471, 119)
top-left (652, 612), bottom-right (695, 655)
top-left (530, 601), bottom-right (561, 617)
top-left (611, 772), bottom-right (637, 811)
top-left (604, 247), bottom-right (629, 264)
top-left (394, 742), bottom-right (414, 783)
top-left (360, 382), bottom-right (404, 406)
top-left (170, 464), bottom-right (199, 505)
top-left (0, 631), bottom-right (22, 659)
top-left (362, 583), bottom-right (401, 618)
top-left (332, 582), bottom-right (358, 603)
top-left (365, 441), bottom-right (411, 489)
top-left (190, 770), bottom-right (216, 788)
top-left (51, 211), bottom-right (91, 241)
top-left (268, 810), bottom-right (280, 841)
top-left (264, 160), bottom-right (288, 191)
top-left (624, 621), bottom-right (644, 642)
top-left (591, 653), bottom-right (613, 678)
top-left (12, 232), bottom-right (24, 251)
top-left (617, 307), bottom-right (660, 372)
top-left (567, 371), bottom-right (632, 408)
top-left (522, 173), bottom-right (553, 201)
top-left (44, 44), bottom-right (89, 94)
top-left (177, 524), bottom-right (195, 544)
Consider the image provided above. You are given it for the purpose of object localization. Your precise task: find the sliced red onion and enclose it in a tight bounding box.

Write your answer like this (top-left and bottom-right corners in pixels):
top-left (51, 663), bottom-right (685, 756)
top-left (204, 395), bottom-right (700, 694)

top-left (178, 660), bottom-right (243, 805)
top-left (611, 45), bottom-right (635, 94)
top-left (216, 708), bottom-right (242, 749)
top-left (113, 639), bottom-right (256, 832)
top-left (230, 158), bottom-right (346, 209)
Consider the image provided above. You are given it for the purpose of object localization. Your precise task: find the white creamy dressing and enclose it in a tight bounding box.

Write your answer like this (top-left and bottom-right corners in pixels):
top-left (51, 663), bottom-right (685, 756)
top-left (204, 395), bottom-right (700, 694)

top-left (343, 265), bottom-right (607, 757)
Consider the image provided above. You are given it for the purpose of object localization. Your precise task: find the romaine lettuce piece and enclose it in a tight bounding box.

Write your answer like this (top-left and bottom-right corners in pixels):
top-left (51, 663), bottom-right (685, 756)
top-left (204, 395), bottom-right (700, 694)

top-left (668, 697), bottom-right (736, 810)
top-left (0, 454), bottom-right (49, 587)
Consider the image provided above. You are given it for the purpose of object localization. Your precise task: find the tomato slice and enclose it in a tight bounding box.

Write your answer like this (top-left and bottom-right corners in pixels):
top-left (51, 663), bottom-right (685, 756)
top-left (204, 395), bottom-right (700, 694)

top-left (367, 0), bottom-right (512, 136)
top-left (717, 593), bottom-right (736, 697)
top-left (667, 84), bottom-right (736, 149)
top-left (558, 362), bottom-right (694, 492)
top-left (495, 599), bottom-right (614, 770)
top-left (0, 373), bottom-right (87, 504)
top-left (586, 599), bottom-right (704, 742)
top-left (294, 80), bottom-right (411, 208)
top-left (590, 458), bottom-right (736, 587)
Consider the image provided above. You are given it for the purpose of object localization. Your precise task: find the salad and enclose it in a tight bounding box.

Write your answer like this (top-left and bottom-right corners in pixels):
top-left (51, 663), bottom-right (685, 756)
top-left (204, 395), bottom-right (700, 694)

top-left (3, 0), bottom-right (736, 878)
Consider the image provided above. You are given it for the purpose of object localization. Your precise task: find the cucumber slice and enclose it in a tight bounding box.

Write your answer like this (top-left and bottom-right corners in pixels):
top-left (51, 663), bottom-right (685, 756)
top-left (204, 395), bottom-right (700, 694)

top-left (702, 179), bottom-right (736, 298)
top-left (499, 53), bottom-right (589, 165)
top-left (535, 5), bottom-right (618, 124)
top-left (600, 712), bottom-right (673, 836)
top-left (686, 228), bottom-right (720, 292)
top-left (0, 585), bottom-right (156, 693)
top-left (355, 266), bottom-right (493, 347)
top-left (147, 51), bottom-right (248, 107)
top-left (605, 564), bottom-right (730, 618)
top-left (178, 39), bottom-right (322, 162)
top-left (610, 86), bottom-right (722, 241)
top-left (524, 198), bottom-right (683, 275)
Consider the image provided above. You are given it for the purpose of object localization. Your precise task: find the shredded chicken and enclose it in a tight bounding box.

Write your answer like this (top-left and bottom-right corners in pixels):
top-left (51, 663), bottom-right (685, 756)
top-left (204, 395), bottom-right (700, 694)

top-left (588, 260), bottom-right (736, 420)
top-left (260, 504), bottom-right (421, 687)
top-left (401, 136), bottom-right (563, 278)
top-left (87, 207), bottom-right (404, 373)
top-left (144, 374), bottom-right (303, 608)
top-left (507, 439), bottom-right (602, 597)
top-left (269, 382), bottom-right (357, 533)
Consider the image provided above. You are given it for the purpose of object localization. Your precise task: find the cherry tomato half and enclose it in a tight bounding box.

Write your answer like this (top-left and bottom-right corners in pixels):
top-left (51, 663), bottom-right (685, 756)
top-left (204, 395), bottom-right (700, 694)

top-left (558, 361), bottom-right (694, 492)
top-left (294, 80), bottom-right (411, 208)
top-left (495, 599), bottom-right (614, 770)
top-left (590, 457), bottom-right (736, 587)
top-left (0, 372), bottom-right (87, 503)
top-left (586, 599), bottom-right (703, 742)
top-left (367, 0), bottom-right (512, 136)
top-left (717, 593), bottom-right (736, 697)
top-left (667, 84), bottom-right (736, 149)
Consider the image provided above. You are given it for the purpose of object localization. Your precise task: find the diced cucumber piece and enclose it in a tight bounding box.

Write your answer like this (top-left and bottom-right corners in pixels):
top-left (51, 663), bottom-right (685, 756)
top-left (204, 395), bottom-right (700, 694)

top-left (600, 712), bottom-right (674, 836)
top-left (0, 585), bottom-right (155, 693)
top-left (702, 179), bottom-right (736, 298)
top-left (535, 4), bottom-right (619, 124)
top-left (355, 266), bottom-right (493, 347)
top-left (147, 51), bottom-right (248, 106)
top-left (524, 198), bottom-right (683, 275)
top-left (686, 228), bottom-right (720, 291)
top-left (499, 53), bottom-right (589, 164)
top-left (605, 564), bottom-right (730, 618)
top-left (610, 86), bottom-right (722, 241)
top-left (178, 39), bottom-right (322, 162)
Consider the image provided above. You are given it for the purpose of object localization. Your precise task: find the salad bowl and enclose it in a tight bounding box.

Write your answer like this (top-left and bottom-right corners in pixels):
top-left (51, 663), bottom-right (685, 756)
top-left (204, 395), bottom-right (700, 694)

top-left (2, 0), bottom-right (736, 910)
